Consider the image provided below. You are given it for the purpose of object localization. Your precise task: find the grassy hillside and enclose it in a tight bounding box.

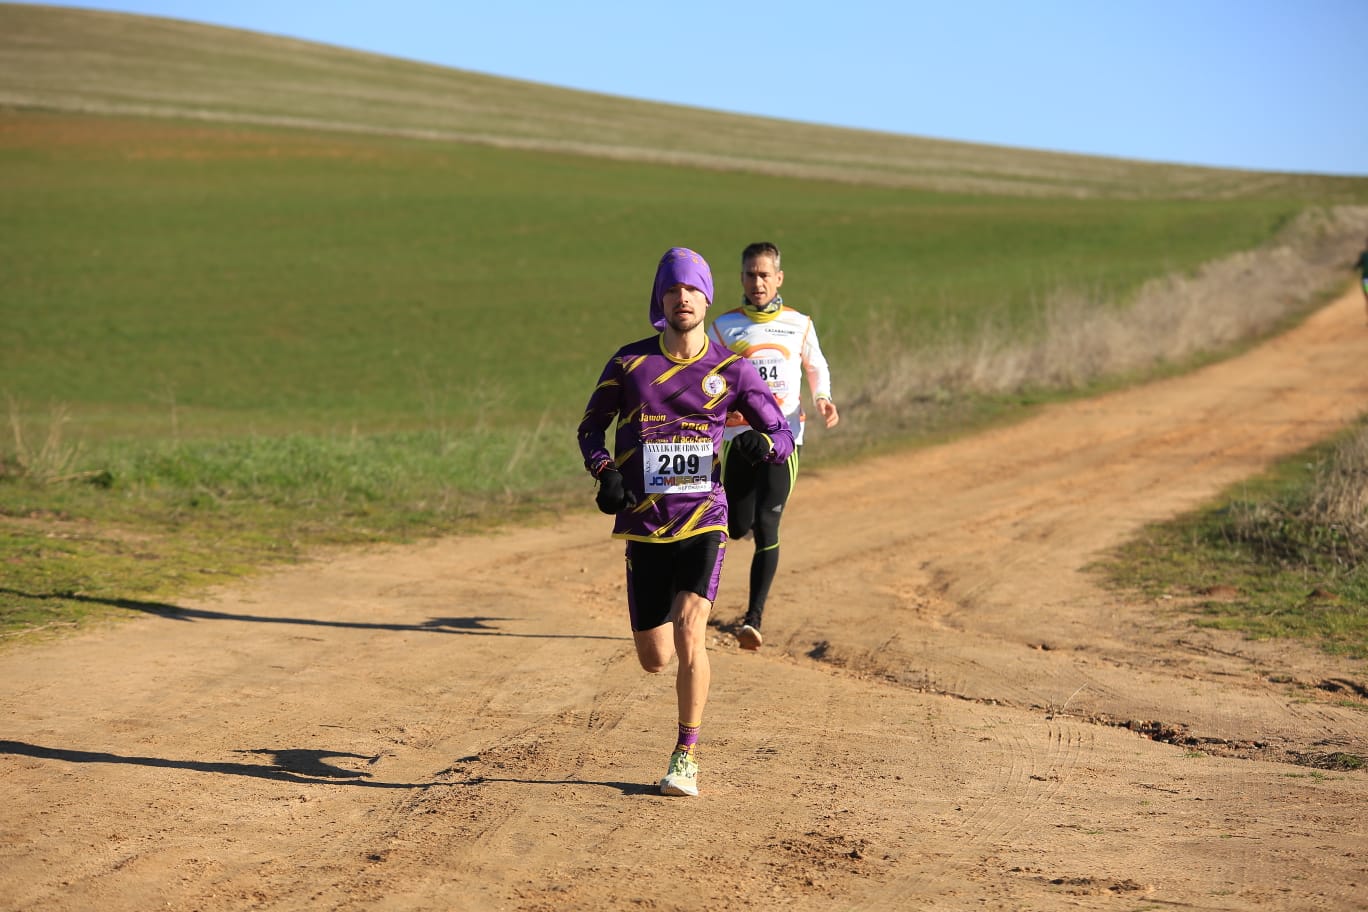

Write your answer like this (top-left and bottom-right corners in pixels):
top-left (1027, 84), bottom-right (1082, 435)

top-left (3, 109), bottom-right (1313, 443)
top-left (2, 3), bottom-right (1365, 201)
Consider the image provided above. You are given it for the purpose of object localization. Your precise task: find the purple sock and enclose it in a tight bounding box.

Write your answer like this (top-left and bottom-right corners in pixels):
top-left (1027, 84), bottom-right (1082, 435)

top-left (676, 722), bottom-right (700, 754)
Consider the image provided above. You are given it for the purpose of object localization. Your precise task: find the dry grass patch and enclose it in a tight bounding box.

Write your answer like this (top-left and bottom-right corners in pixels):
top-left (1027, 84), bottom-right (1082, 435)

top-left (845, 206), bottom-right (1368, 424)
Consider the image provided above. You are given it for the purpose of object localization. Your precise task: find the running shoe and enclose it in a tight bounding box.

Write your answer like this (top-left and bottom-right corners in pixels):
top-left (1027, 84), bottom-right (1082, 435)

top-left (659, 749), bottom-right (699, 797)
top-left (737, 623), bottom-right (763, 651)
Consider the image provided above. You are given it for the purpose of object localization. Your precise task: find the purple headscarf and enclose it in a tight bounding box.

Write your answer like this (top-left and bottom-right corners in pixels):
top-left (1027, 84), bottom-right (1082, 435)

top-left (649, 247), bottom-right (714, 331)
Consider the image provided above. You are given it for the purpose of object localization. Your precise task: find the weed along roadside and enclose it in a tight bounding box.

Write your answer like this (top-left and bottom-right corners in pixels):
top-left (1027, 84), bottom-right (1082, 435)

top-left (1095, 418), bottom-right (1368, 660)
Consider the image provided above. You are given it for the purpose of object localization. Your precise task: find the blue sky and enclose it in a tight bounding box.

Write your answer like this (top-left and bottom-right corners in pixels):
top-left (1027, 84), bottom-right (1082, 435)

top-left (28, 1), bottom-right (1368, 176)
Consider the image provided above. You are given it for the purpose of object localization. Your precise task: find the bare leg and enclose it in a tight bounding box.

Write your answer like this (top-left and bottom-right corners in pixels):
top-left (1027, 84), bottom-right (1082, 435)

top-left (630, 592), bottom-right (712, 723)
top-left (670, 591), bottom-right (712, 725)
top-left (633, 624), bottom-right (674, 673)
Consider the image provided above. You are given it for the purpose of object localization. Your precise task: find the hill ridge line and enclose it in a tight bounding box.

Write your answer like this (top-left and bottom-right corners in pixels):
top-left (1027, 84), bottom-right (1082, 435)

top-left (4, 4), bottom-right (1364, 199)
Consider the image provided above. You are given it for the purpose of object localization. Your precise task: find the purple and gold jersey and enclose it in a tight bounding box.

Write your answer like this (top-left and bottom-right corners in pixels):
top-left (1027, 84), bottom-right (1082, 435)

top-left (579, 334), bottom-right (795, 542)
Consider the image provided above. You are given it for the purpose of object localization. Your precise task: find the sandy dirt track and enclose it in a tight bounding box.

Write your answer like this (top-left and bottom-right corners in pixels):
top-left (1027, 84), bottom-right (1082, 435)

top-left (2, 290), bottom-right (1366, 911)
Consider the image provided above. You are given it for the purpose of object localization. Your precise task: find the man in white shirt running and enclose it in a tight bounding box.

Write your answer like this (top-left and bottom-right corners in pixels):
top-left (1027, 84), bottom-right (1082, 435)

top-left (707, 242), bottom-right (839, 650)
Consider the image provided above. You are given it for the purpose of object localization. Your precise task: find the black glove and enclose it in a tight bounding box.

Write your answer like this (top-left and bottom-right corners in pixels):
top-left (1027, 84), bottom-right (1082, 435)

top-left (730, 430), bottom-right (773, 465)
top-left (594, 468), bottom-right (638, 514)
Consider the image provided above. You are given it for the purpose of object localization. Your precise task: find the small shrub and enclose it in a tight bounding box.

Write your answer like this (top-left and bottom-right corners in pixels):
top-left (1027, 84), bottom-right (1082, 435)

top-left (1226, 425), bottom-right (1368, 568)
top-left (3, 398), bottom-right (85, 484)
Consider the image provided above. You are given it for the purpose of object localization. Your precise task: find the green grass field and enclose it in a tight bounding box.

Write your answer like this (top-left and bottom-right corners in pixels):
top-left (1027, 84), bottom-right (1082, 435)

top-left (1, 110), bottom-right (1316, 441)
top-left (0, 107), bottom-right (1350, 639)
top-left (3, 6), bottom-right (1367, 645)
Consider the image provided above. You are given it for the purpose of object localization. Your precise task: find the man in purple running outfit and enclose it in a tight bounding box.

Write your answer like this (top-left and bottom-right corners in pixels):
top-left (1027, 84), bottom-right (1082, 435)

top-left (578, 247), bottom-right (794, 797)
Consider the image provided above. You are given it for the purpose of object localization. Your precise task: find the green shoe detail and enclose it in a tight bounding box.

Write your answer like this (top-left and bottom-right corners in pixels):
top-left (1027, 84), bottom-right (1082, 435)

top-left (659, 749), bottom-right (699, 797)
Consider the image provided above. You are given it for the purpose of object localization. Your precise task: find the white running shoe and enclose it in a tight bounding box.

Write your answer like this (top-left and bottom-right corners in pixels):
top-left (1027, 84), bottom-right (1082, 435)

top-left (737, 624), bottom-right (763, 651)
top-left (659, 749), bottom-right (699, 797)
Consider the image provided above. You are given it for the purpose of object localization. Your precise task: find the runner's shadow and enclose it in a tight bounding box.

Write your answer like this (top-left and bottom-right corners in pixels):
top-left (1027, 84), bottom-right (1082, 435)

top-left (465, 775), bottom-right (660, 797)
top-left (0, 740), bottom-right (449, 789)
top-left (0, 589), bottom-right (625, 640)
top-left (5, 740), bottom-right (661, 796)
top-left (448, 755), bottom-right (658, 796)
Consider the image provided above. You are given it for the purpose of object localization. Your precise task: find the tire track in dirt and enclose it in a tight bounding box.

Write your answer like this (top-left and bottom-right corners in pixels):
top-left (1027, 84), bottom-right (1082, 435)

top-left (311, 669), bottom-right (656, 908)
top-left (837, 709), bottom-right (1095, 911)
top-left (260, 557), bottom-right (656, 910)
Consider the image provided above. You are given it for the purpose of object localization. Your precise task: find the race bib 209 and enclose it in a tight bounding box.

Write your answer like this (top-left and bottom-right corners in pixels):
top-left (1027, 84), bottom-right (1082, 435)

top-left (643, 440), bottom-right (713, 494)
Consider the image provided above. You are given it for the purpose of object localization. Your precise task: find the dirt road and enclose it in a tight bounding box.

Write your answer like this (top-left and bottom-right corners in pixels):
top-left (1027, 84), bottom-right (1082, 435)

top-left (2, 290), bottom-right (1366, 911)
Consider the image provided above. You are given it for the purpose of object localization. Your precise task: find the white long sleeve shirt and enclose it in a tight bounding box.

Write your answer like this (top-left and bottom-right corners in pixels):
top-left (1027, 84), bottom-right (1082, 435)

top-left (707, 304), bottom-right (833, 446)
